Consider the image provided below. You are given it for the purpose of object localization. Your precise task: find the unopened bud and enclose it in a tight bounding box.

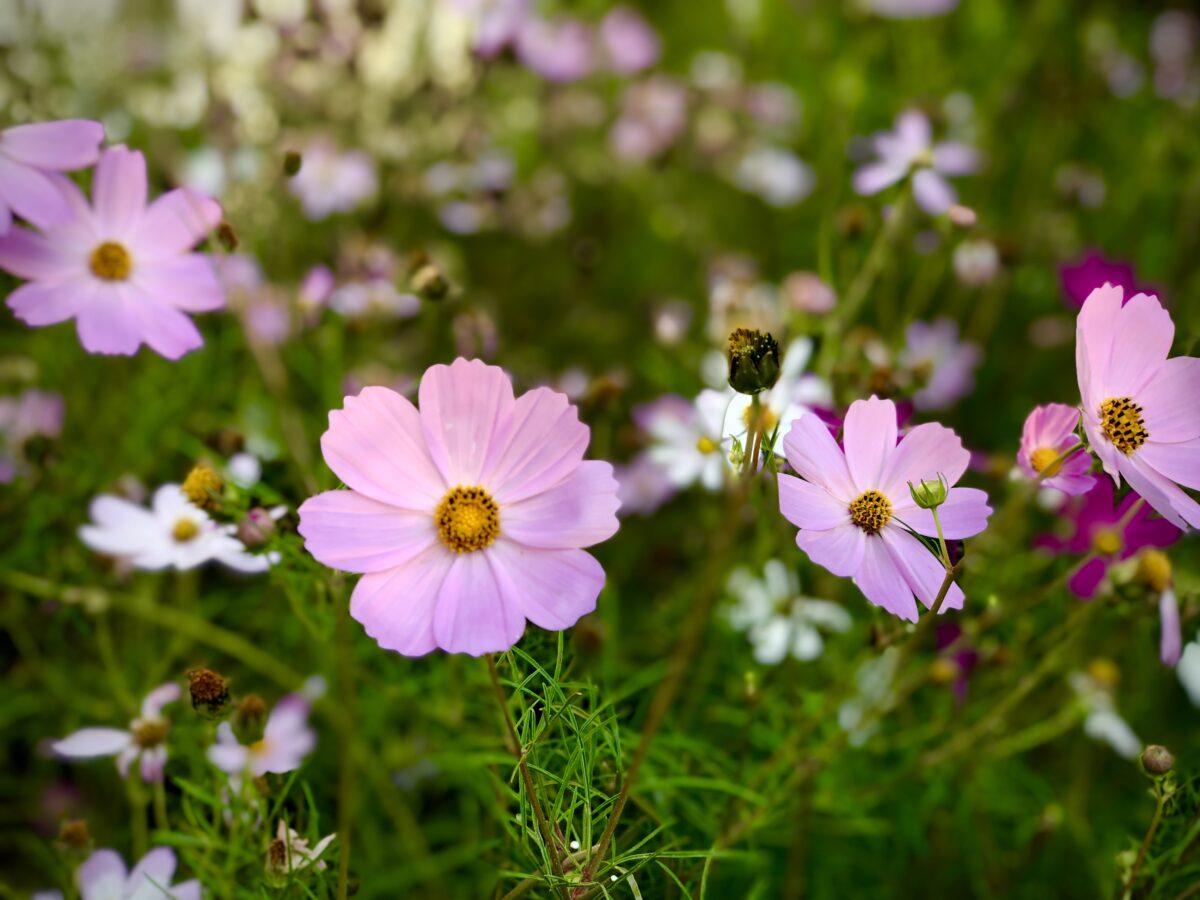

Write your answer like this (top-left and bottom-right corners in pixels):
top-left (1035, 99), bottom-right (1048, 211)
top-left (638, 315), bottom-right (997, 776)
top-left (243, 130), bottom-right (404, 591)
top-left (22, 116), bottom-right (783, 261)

top-left (1141, 744), bottom-right (1174, 776)
top-left (283, 151), bottom-right (302, 177)
top-left (187, 668), bottom-right (230, 719)
top-left (237, 508), bottom-right (277, 548)
top-left (726, 328), bottom-right (781, 395)
top-left (216, 221), bottom-right (239, 252)
top-left (908, 474), bottom-right (949, 510)
top-left (182, 461), bottom-right (224, 511)
top-left (410, 263), bottom-right (448, 301)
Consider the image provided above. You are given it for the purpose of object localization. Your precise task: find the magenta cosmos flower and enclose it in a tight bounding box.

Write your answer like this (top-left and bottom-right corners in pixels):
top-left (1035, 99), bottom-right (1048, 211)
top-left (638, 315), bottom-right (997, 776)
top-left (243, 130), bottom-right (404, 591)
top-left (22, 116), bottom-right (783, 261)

top-left (1059, 250), bottom-right (1156, 309)
top-left (0, 119), bottom-right (103, 233)
top-left (778, 396), bottom-right (992, 621)
top-left (298, 358), bottom-right (621, 656)
top-left (0, 145), bottom-right (223, 359)
top-left (1018, 402), bottom-right (1096, 496)
top-left (1076, 284), bottom-right (1200, 530)
top-left (1036, 478), bottom-right (1180, 598)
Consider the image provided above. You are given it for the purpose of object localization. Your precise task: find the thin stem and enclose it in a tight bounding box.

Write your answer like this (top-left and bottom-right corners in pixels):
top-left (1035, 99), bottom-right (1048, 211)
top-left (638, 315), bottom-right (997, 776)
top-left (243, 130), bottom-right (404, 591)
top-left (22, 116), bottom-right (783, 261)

top-left (741, 395), bottom-right (762, 478)
top-left (1125, 783), bottom-right (1166, 899)
top-left (127, 775), bottom-right (148, 860)
top-left (333, 582), bottom-right (355, 900)
top-left (485, 655), bottom-right (568, 896)
top-left (152, 778), bottom-right (169, 832)
top-left (1034, 442), bottom-right (1085, 483)
top-left (931, 506), bottom-right (951, 570)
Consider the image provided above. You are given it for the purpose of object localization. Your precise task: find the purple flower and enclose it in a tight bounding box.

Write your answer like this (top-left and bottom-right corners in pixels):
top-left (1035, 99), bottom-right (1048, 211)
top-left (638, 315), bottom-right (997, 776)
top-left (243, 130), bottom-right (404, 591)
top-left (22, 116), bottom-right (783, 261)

top-left (287, 139), bottom-right (377, 221)
top-left (1036, 479), bottom-right (1181, 598)
top-left (600, 6), bottom-right (660, 74)
top-left (1018, 403), bottom-right (1096, 496)
top-left (1058, 250), bottom-right (1156, 309)
top-left (866, 0), bottom-right (959, 18)
top-left (609, 77), bottom-right (688, 162)
top-left (0, 145), bottom-right (224, 359)
top-left (455, 0), bottom-right (530, 57)
top-left (853, 110), bottom-right (979, 214)
top-left (516, 18), bottom-right (596, 83)
top-left (0, 120), bottom-right (104, 233)
top-left (52, 683), bottom-right (181, 783)
top-left (208, 694), bottom-right (315, 778)
top-left (614, 454), bottom-right (675, 516)
top-left (74, 847), bottom-right (199, 900)
top-left (899, 319), bottom-right (981, 410)
top-left (777, 396), bottom-right (992, 622)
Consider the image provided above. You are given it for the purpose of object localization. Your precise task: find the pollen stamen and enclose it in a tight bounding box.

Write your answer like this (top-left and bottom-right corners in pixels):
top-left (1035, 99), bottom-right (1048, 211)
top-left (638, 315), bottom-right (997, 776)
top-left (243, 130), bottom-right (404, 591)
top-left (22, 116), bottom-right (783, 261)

top-left (1100, 397), bottom-right (1148, 455)
top-left (1030, 446), bottom-right (1063, 476)
top-left (89, 241), bottom-right (132, 281)
top-left (435, 485), bottom-right (501, 553)
top-left (849, 489), bottom-right (892, 535)
top-left (172, 518), bottom-right (200, 542)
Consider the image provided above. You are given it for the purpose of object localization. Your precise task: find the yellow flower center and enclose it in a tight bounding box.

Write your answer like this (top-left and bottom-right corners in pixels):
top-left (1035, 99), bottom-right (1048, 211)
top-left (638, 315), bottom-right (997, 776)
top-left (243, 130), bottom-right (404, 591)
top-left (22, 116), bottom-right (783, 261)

top-left (435, 486), bottom-right (500, 553)
top-left (131, 719), bottom-right (168, 749)
top-left (1091, 527), bottom-right (1122, 557)
top-left (849, 489), bottom-right (892, 535)
top-left (1099, 397), bottom-right (1148, 455)
top-left (1030, 446), bottom-right (1063, 476)
top-left (1137, 549), bottom-right (1172, 593)
top-left (89, 241), bottom-right (132, 281)
top-left (696, 435), bottom-right (718, 454)
top-left (173, 518), bottom-right (201, 542)
top-left (182, 462), bottom-right (224, 510)
top-left (741, 404), bottom-right (780, 434)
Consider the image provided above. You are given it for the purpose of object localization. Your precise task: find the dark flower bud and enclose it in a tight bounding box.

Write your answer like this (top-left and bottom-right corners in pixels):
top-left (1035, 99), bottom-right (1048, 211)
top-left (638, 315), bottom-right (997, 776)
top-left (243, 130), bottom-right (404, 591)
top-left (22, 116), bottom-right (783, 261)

top-left (237, 508), bottom-right (277, 548)
top-left (233, 694), bottom-right (268, 744)
top-left (1141, 744), bottom-right (1174, 776)
top-left (216, 221), bottom-right (239, 252)
top-left (188, 668), bottom-right (230, 719)
top-left (283, 151), bottom-right (302, 176)
top-left (410, 263), bottom-right (449, 301)
top-left (726, 328), bottom-right (781, 395)
top-left (182, 461), bottom-right (224, 511)
top-left (57, 819), bottom-right (92, 853)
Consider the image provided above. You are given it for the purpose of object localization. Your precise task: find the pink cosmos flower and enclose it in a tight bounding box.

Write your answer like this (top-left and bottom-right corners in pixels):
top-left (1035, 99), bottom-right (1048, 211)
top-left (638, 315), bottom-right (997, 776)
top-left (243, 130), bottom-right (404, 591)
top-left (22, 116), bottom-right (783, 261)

top-left (73, 847), bottom-right (200, 900)
top-left (777, 396), bottom-right (992, 621)
top-left (853, 110), bottom-right (979, 215)
top-left (900, 319), bottom-right (981, 411)
top-left (600, 7), bottom-right (660, 74)
top-left (1035, 479), bottom-right (1181, 598)
top-left (1018, 403), bottom-right (1096, 496)
top-left (0, 120), bottom-right (104, 233)
top-left (208, 694), bottom-right (315, 779)
top-left (516, 18), bottom-right (596, 83)
top-left (287, 139), bottom-right (377, 221)
top-left (0, 145), bottom-right (223, 359)
top-left (614, 454), bottom-right (675, 516)
top-left (1076, 284), bottom-right (1200, 530)
top-left (298, 359), bottom-right (621, 656)
top-left (52, 683), bottom-right (180, 783)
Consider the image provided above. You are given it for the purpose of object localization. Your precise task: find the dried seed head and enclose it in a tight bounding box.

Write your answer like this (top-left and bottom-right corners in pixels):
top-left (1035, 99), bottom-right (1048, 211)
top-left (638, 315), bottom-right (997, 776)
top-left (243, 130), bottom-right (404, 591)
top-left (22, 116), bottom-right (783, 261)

top-left (182, 461), bottom-right (224, 510)
top-left (187, 668), bottom-right (230, 718)
top-left (1141, 744), bottom-right (1174, 776)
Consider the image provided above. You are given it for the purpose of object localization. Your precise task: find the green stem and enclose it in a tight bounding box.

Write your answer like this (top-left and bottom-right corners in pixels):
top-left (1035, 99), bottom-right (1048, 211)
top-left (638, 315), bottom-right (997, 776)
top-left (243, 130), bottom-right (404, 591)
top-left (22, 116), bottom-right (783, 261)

top-left (333, 581), bottom-right (355, 900)
top-left (1034, 442), bottom-right (1085, 483)
top-left (741, 395), bottom-right (762, 478)
top-left (127, 775), bottom-right (148, 860)
top-left (152, 778), bottom-right (169, 832)
top-left (1125, 783), bottom-right (1166, 899)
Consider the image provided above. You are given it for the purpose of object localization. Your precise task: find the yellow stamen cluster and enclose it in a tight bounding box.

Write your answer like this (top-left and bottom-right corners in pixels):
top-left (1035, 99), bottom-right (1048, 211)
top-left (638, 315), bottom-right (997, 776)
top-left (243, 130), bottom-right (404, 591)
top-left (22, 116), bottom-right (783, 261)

top-left (182, 461), bottom-right (224, 510)
top-left (1137, 549), bottom-right (1172, 593)
top-left (172, 518), bottom-right (201, 542)
top-left (131, 719), bottom-right (168, 748)
top-left (1030, 447), bottom-right (1063, 476)
top-left (89, 241), bottom-right (132, 281)
top-left (849, 489), bottom-right (892, 535)
top-left (1100, 397), bottom-right (1148, 455)
top-left (696, 436), bottom-right (718, 454)
top-left (1091, 527), bottom-right (1122, 557)
top-left (741, 403), bottom-right (780, 434)
top-left (436, 486), bottom-right (501, 553)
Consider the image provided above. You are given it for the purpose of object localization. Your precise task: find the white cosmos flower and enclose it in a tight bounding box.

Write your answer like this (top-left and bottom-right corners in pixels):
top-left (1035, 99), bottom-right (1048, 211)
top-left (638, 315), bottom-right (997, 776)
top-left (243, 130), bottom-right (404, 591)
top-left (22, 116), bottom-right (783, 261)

top-left (1178, 633), bottom-right (1200, 707)
top-left (638, 390), bottom-right (733, 492)
top-left (723, 338), bottom-right (832, 454)
top-left (266, 820), bottom-right (337, 879)
top-left (79, 484), bottom-right (276, 573)
top-left (725, 559), bottom-right (851, 664)
top-left (52, 683), bottom-right (180, 783)
top-left (1069, 671), bottom-right (1141, 760)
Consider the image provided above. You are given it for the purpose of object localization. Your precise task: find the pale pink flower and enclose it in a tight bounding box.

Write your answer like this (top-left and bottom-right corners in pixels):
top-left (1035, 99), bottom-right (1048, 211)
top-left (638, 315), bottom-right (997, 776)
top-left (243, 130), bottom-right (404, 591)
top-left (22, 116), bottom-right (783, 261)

top-left (52, 683), bottom-right (180, 783)
top-left (1076, 284), bottom-right (1200, 530)
top-left (287, 139), bottom-right (377, 221)
top-left (1018, 403), bottom-right (1096, 496)
top-left (853, 110), bottom-right (979, 214)
top-left (900, 318), bottom-right (981, 411)
top-left (0, 145), bottom-right (223, 359)
top-left (208, 694), bottom-right (315, 778)
top-left (74, 847), bottom-right (199, 900)
top-left (0, 119), bottom-right (104, 233)
top-left (866, 0), bottom-right (959, 18)
top-left (777, 396), bottom-right (992, 621)
top-left (298, 359), bottom-right (621, 656)
top-left (600, 6), bottom-right (660, 74)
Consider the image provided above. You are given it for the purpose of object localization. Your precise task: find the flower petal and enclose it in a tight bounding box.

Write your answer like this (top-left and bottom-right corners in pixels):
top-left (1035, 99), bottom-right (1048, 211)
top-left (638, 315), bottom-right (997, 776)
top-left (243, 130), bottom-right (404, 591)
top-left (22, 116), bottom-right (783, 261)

top-left (853, 161), bottom-right (906, 195)
top-left (778, 473), bottom-right (850, 531)
top-left (932, 141), bottom-right (979, 175)
top-left (75, 284), bottom-right (147, 356)
top-left (483, 386), bottom-right (589, 504)
top-left (321, 386), bottom-right (446, 510)
top-left (501, 460), bottom-right (619, 549)
top-left (912, 169), bottom-right (956, 215)
top-left (125, 287), bottom-right (205, 360)
top-left (53, 727), bottom-right (132, 758)
top-left (433, 550), bottom-right (525, 655)
top-left (77, 849), bottom-right (128, 900)
top-left (1161, 589), bottom-right (1181, 667)
top-left (1139, 438), bottom-right (1200, 491)
top-left (896, 487), bottom-right (992, 539)
top-left (1067, 557), bottom-right (1108, 599)
top-left (350, 545), bottom-right (456, 656)
top-left (882, 527), bottom-right (965, 613)
top-left (8, 280), bottom-right (90, 326)
top-left (0, 119), bottom-right (104, 170)
top-left (131, 189), bottom-right (221, 262)
top-left (843, 396), bottom-right (898, 492)
top-left (0, 156), bottom-right (74, 230)
top-left (141, 682), bottom-right (181, 718)
top-left (1108, 293), bottom-right (1174, 396)
top-left (1139, 357), bottom-right (1200, 443)
top-left (0, 226), bottom-right (84, 279)
top-left (781, 412), bottom-right (856, 500)
top-left (880, 421), bottom-right (970, 499)
top-left (488, 540), bottom-right (604, 631)
top-left (134, 254), bottom-right (225, 312)
top-left (852, 535), bottom-right (919, 622)
top-left (1075, 283), bottom-right (1125, 411)
top-left (795, 522), bottom-right (865, 578)
top-left (298, 489), bottom-right (436, 573)
top-left (93, 146), bottom-right (147, 237)
top-left (1122, 453), bottom-right (1200, 531)
top-left (419, 358), bottom-right (514, 486)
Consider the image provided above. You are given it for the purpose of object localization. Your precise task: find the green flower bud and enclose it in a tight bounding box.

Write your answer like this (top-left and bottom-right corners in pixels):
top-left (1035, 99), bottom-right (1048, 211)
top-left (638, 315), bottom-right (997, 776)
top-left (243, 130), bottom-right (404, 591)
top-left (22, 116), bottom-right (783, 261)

top-left (908, 474), bottom-right (949, 510)
top-left (726, 328), bottom-right (781, 395)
